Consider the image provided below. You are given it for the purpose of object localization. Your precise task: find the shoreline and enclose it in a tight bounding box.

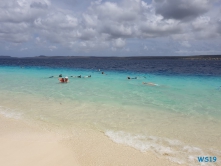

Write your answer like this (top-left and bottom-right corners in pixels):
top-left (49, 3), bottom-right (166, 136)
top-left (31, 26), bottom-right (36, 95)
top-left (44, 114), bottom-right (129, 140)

top-left (0, 91), bottom-right (221, 165)
top-left (0, 114), bottom-right (186, 166)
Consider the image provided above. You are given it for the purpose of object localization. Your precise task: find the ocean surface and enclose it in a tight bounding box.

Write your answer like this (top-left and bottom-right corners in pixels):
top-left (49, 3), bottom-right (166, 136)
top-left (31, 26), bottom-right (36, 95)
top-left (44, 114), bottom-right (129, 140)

top-left (0, 57), bottom-right (221, 165)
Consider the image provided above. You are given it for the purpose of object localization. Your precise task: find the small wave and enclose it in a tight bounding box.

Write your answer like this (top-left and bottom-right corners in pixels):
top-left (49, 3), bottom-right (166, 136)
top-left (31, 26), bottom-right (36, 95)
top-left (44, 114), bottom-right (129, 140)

top-left (105, 130), bottom-right (221, 166)
top-left (0, 106), bottom-right (23, 119)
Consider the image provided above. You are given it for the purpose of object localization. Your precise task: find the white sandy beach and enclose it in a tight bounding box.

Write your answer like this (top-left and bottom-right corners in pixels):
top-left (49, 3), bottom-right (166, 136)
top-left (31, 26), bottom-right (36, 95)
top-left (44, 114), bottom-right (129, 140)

top-left (0, 115), bottom-right (186, 166)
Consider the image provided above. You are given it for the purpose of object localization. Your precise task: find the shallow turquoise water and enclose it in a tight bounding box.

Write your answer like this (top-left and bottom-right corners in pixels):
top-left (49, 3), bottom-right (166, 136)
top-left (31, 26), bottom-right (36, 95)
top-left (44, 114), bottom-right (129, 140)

top-left (1, 66), bottom-right (221, 118)
top-left (0, 66), bottom-right (221, 165)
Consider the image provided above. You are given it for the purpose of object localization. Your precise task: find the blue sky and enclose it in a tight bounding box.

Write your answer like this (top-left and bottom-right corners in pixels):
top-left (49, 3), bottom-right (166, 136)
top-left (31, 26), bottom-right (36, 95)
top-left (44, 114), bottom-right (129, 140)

top-left (0, 0), bottom-right (221, 57)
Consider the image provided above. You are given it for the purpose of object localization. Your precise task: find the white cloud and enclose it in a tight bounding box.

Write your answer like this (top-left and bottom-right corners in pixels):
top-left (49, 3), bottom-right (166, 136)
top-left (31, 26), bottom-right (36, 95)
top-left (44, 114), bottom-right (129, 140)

top-left (112, 38), bottom-right (126, 49)
top-left (0, 0), bottom-right (220, 56)
top-left (192, 16), bottom-right (210, 30)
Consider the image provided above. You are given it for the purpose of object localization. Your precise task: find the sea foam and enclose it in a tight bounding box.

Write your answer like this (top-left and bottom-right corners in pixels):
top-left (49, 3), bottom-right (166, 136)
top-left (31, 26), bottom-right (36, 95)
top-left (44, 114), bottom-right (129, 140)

top-left (0, 106), bottom-right (23, 119)
top-left (105, 130), bottom-right (221, 166)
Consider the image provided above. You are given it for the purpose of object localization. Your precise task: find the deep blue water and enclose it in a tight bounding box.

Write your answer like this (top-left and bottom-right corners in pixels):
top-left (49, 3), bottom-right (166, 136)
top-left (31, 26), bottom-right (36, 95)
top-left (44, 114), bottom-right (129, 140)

top-left (0, 58), bottom-right (221, 76)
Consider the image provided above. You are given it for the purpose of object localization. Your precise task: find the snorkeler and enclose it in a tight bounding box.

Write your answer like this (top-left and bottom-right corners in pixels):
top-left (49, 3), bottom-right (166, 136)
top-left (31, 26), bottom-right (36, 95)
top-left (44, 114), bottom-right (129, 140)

top-left (101, 71), bottom-right (107, 75)
top-left (127, 76), bottom-right (138, 79)
top-left (49, 74), bottom-right (62, 78)
top-left (71, 75), bottom-right (81, 78)
top-left (84, 75), bottom-right (91, 78)
top-left (142, 82), bottom-right (159, 86)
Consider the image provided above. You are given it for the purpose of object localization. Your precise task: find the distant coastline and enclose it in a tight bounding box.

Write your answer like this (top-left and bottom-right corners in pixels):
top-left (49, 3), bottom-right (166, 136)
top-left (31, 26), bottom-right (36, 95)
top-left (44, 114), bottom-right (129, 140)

top-left (1, 55), bottom-right (221, 60)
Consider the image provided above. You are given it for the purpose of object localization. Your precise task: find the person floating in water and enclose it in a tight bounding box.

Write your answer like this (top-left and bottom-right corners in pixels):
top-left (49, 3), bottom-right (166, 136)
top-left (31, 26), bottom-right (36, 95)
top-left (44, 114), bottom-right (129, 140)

top-left (58, 76), bottom-right (69, 83)
top-left (58, 77), bottom-right (64, 83)
top-left (127, 76), bottom-right (138, 79)
top-left (84, 75), bottom-right (91, 78)
top-left (142, 82), bottom-right (159, 86)
top-left (101, 71), bottom-right (107, 75)
top-left (64, 76), bottom-right (69, 82)
top-left (49, 74), bottom-right (62, 78)
top-left (71, 75), bottom-right (81, 78)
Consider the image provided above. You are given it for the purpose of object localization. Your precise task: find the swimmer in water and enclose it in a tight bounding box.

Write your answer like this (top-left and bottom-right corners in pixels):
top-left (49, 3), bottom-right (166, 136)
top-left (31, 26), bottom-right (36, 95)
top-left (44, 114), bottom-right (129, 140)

top-left (101, 71), bottom-right (107, 75)
top-left (58, 76), bottom-right (69, 83)
top-left (84, 75), bottom-right (91, 78)
top-left (142, 82), bottom-right (159, 86)
top-left (127, 76), bottom-right (138, 79)
top-left (64, 76), bottom-right (69, 82)
top-left (58, 77), bottom-right (64, 83)
top-left (71, 75), bottom-right (81, 78)
top-left (49, 74), bottom-right (62, 78)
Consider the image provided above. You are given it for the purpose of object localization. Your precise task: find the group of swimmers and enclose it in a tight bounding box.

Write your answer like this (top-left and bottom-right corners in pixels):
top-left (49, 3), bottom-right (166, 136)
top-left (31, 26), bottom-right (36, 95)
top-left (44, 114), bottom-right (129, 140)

top-left (49, 74), bottom-right (92, 83)
top-left (49, 72), bottom-right (159, 86)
